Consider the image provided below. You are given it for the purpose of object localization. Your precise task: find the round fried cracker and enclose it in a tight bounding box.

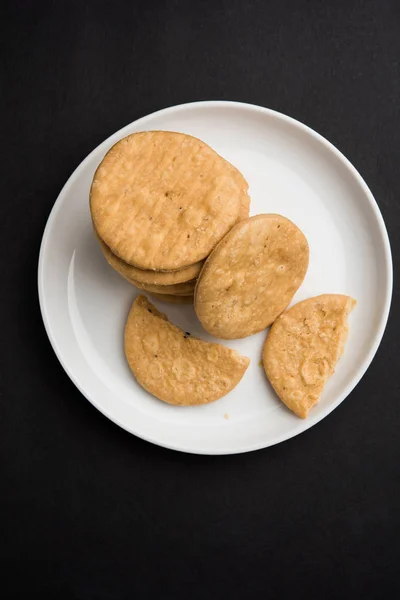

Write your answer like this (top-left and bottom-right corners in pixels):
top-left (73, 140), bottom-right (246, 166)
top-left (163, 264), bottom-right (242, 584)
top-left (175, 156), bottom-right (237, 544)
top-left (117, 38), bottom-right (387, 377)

top-left (97, 234), bottom-right (204, 285)
top-left (124, 295), bottom-right (250, 405)
top-left (90, 131), bottom-right (248, 270)
top-left (194, 214), bottom-right (309, 339)
top-left (263, 294), bottom-right (356, 418)
top-left (238, 189), bottom-right (250, 221)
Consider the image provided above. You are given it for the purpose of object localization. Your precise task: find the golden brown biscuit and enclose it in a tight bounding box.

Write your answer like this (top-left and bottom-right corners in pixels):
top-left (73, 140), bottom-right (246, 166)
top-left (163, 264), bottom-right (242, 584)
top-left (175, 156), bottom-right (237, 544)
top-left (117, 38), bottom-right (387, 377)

top-left (125, 277), bottom-right (195, 295)
top-left (90, 131), bottom-right (248, 270)
top-left (194, 214), bottom-right (309, 339)
top-left (124, 295), bottom-right (250, 405)
top-left (238, 189), bottom-right (250, 221)
top-left (263, 294), bottom-right (356, 418)
top-left (97, 234), bottom-right (204, 285)
top-left (232, 168), bottom-right (250, 221)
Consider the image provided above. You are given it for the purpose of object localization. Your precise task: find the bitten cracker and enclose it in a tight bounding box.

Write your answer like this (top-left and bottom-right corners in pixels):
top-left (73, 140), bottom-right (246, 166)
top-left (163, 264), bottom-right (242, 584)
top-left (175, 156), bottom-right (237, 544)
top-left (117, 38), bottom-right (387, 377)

top-left (194, 214), bottom-right (309, 339)
top-left (124, 295), bottom-right (250, 405)
top-left (263, 294), bottom-right (356, 418)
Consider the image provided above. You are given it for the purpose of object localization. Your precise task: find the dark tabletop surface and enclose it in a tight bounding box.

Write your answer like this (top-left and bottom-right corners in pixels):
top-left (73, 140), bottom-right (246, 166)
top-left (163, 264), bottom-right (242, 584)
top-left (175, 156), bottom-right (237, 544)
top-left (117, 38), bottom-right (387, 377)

top-left (1, 1), bottom-right (399, 598)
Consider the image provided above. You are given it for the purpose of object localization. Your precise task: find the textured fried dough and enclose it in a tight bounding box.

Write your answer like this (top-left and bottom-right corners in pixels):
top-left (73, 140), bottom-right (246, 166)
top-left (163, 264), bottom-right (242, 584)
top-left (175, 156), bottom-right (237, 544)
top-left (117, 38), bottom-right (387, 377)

top-left (195, 214), bottom-right (309, 339)
top-left (263, 294), bottom-right (356, 418)
top-left (91, 131), bottom-right (247, 270)
top-left (124, 295), bottom-right (250, 405)
top-left (97, 234), bottom-right (204, 285)
top-left (125, 277), bottom-right (195, 295)
top-left (238, 189), bottom-right (250, 220)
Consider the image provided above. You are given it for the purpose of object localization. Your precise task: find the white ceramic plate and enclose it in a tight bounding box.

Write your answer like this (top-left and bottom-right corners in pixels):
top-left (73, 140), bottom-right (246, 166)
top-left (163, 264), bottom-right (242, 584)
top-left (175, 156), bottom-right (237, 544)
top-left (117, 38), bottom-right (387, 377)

top-left (38, 101), bottom-right (392, 454)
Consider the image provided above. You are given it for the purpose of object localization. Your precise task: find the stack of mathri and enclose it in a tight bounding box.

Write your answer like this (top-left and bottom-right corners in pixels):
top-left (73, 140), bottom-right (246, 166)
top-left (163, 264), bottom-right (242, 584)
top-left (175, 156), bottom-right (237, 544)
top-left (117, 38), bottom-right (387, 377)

top-left (90, 131), bottom-right (250, 304)
top-left (91, 130), bottom-right (355, 419)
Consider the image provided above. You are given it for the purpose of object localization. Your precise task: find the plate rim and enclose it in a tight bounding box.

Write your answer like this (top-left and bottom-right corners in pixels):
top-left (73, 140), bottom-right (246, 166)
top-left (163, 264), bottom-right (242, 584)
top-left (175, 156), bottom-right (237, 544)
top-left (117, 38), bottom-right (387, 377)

top-left (38, 100), bottom-right (393, 454)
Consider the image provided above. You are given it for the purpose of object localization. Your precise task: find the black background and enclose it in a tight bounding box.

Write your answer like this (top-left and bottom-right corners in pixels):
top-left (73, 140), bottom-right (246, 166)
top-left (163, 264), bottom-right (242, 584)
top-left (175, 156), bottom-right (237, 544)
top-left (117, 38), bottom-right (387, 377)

top-left (1, 1), bottom-right (399, 598)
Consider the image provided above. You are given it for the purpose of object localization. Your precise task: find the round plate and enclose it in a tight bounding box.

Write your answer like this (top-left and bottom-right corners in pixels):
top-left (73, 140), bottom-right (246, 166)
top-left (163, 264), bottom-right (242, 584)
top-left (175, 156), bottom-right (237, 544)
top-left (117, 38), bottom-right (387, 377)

top-left (38, 101), bottom-right (392, 454)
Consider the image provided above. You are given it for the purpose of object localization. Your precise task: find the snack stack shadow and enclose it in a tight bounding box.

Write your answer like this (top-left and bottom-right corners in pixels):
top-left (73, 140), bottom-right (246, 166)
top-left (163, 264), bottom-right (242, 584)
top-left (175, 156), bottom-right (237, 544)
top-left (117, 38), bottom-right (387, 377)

top-left (90, 131), bottom-right (250, 303)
